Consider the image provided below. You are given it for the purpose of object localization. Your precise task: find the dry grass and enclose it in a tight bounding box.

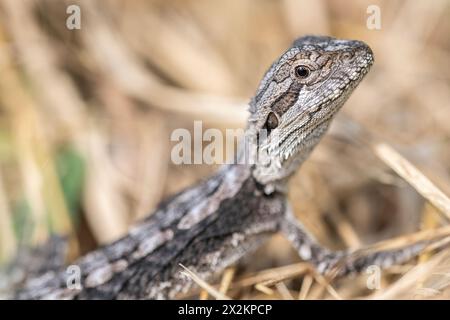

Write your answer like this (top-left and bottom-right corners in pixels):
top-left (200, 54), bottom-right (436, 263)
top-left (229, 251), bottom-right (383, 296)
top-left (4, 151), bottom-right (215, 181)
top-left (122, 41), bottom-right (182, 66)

top-left (0, 0), bottom-right (449, 299)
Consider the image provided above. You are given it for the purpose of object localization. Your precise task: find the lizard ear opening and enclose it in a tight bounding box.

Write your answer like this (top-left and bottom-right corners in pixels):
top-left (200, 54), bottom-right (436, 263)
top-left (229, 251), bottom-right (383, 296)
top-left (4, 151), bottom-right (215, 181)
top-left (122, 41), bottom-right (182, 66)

top-left (264, 112), bottom-right (279, 135)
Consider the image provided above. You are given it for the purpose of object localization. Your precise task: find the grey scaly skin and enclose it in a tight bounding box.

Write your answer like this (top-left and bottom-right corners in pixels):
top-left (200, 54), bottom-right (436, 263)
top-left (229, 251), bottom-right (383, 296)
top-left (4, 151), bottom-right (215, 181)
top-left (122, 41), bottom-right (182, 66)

top-left (15, 36), bottom-right (434, 299)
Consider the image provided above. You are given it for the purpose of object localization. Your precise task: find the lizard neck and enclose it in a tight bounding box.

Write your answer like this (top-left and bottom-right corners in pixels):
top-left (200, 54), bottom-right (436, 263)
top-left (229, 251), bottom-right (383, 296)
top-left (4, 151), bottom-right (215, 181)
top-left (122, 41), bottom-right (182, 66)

top-left (234, 125), bottom-right (298, 195)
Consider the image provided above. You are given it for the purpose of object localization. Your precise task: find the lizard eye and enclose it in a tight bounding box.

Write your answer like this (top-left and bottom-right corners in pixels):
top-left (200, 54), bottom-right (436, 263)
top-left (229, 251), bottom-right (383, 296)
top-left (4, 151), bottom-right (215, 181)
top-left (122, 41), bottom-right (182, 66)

top-left (264, 112), bottom-right (279, 134)
top-left (295, 65), bottom-right (311, 79)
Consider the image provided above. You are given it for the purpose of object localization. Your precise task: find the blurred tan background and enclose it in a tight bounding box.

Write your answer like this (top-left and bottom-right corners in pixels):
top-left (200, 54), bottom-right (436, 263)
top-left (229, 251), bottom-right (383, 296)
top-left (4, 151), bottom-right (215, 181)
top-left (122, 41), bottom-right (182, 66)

top-left (0, 0), bottom-right (449, 299)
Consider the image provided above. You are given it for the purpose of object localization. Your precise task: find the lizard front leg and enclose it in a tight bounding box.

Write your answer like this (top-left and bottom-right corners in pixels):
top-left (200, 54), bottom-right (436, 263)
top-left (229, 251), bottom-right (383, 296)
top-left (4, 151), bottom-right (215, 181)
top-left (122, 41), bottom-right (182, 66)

top-left (279, 205), bottom-right (344, 273)
top-left (280, 205), bottom-right (441, 277)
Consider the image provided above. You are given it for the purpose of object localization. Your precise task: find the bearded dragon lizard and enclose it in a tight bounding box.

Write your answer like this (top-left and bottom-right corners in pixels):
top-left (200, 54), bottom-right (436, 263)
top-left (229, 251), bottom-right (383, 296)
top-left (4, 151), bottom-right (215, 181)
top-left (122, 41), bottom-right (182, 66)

top-left (14, 36), bottom-right (442, 299)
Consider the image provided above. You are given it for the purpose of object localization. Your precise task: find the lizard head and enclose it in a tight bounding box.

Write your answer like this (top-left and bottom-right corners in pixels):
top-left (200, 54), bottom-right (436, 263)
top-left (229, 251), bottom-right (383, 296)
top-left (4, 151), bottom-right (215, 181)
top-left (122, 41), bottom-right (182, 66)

top-left (247, 35), bottom-right (374, 193)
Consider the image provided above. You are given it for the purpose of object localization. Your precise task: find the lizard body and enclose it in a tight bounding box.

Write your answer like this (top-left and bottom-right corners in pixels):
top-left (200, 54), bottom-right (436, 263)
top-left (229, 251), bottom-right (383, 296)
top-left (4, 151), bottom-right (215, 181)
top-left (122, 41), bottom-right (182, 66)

top-left (15, 36), bottom-right (435, 299)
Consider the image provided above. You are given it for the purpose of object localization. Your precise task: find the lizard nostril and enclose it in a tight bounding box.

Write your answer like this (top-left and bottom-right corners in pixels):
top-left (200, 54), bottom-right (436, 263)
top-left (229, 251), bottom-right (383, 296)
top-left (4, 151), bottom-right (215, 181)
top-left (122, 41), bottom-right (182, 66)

top-left (341, 52), bottom-right (354, 62)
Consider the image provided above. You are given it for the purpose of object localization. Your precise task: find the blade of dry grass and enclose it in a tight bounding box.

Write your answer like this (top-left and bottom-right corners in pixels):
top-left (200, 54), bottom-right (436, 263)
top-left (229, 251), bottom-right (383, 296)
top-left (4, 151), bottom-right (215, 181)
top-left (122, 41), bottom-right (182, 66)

top-left (0, 169), bottom-right (15, 262)
top-left (82, 126), bottom-right (129, 244)
top-left (334, 116), bottom-right (450, 223)
top-left (179, 264), bottom-right (231, 300)
top-left (219, 268), bottom-right (235, 295)
top-left (231, 262), bottom-right (310, 289)
top-left (370, 250), bottom-right (450, 299)
top-left (298, 274), bottom-right (314, 300)
top-left (313, 273), bottom-right (342, 300)
top-left (255, 283), bottom-right (275, 296)
top-left (374, 143), bottom-right (450, 221)
top-left (275, 281), bottom-right (294, 300)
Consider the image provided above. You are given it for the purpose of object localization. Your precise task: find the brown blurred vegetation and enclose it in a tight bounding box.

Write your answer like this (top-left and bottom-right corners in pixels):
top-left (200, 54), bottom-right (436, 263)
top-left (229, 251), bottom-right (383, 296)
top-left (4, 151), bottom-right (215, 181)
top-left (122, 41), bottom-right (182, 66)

top-left (0, 0), bottom-right (450, 299)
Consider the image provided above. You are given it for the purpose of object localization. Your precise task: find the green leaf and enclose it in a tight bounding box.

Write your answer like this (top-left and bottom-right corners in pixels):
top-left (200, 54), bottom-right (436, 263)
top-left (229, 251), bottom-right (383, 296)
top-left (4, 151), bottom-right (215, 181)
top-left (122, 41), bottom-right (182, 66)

top-left (55, 147), bottom-right (85, 225)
